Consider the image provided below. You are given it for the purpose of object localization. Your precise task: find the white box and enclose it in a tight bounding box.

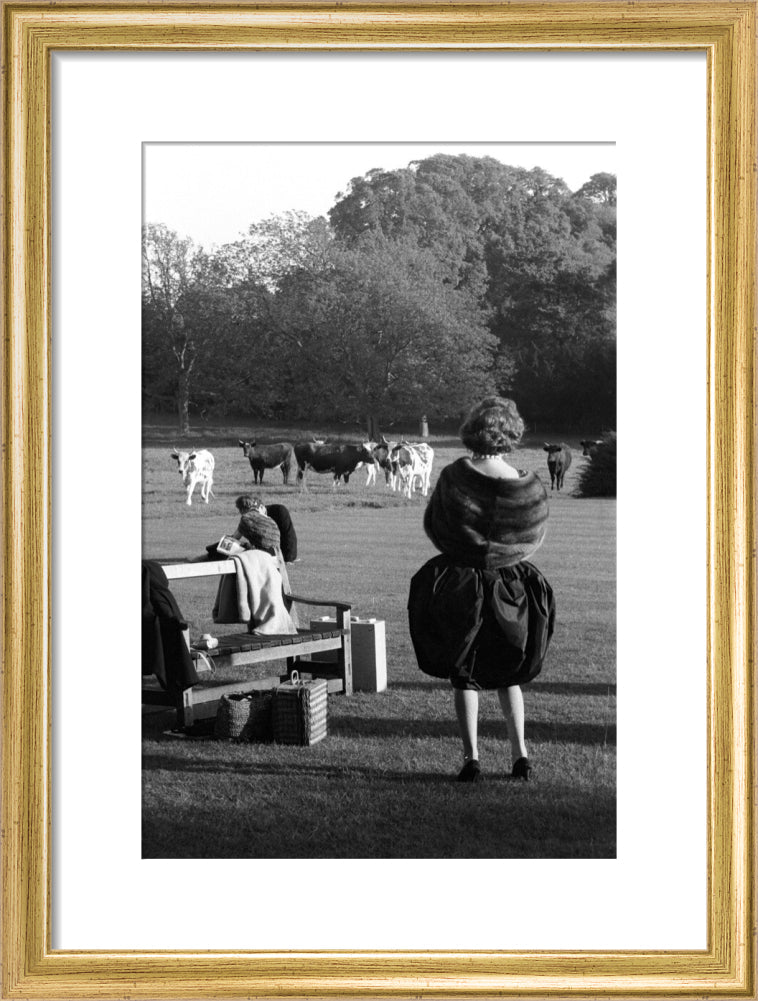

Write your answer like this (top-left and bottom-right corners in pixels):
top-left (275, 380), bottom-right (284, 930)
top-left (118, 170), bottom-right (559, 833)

top-left (310, 616), bottom-right (387, 693)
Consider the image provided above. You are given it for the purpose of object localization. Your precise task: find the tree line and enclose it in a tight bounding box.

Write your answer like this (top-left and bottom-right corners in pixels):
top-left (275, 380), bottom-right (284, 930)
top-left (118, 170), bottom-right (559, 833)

top-left (143, 154), bottom-right (616, 435)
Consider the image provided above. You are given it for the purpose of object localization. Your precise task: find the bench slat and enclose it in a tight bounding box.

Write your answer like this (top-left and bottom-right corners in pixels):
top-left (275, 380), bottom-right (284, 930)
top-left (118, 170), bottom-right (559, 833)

top-left (206, 636), bottom-right (345, 669)
top-left (196, 628), bottom-right (343, 657)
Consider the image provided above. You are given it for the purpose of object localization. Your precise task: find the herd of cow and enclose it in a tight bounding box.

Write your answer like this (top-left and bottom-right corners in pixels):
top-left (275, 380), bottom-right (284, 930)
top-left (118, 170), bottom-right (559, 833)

top-left (169, 436), bottom-right (607, 506)
top-left (169, 436), bottom-right (436, 506)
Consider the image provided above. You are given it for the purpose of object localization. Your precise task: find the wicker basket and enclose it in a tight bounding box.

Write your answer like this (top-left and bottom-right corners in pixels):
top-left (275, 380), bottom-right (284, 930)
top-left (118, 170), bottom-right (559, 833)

top-left (214, 690), bottom-right (273, 742)
top-left (272, 671), bottom-right (328, 746)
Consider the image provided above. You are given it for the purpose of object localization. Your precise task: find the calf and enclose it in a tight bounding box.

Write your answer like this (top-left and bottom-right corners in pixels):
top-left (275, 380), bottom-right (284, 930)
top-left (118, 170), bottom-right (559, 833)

top-left (580, 439), bottom-right (605, 457)
top-left (294, 442), bottom-right (375, 489)
top-left (170, 448), bottom-right (215, 505)
top-left (543, 443), bottom-right (572, 491)
top-left (238, 439), bottom-right (295, 485)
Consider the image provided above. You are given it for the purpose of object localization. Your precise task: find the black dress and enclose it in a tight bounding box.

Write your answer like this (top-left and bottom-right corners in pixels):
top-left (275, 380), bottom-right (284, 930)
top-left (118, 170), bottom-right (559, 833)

top-left (408, 556), bottom-right (555, 691)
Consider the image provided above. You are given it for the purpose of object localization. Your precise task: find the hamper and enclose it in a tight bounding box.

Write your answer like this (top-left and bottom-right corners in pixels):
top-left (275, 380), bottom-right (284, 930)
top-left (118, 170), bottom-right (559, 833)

top-left (214, 690), bottom-right (273, 742)
top-left (272, 671), bottom-right (328, 746)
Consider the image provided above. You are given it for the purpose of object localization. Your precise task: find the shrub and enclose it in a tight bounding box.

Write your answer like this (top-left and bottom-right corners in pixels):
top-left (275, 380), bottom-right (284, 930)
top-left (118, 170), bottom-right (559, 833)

top-left (576, 432), bottom-right (617, 497)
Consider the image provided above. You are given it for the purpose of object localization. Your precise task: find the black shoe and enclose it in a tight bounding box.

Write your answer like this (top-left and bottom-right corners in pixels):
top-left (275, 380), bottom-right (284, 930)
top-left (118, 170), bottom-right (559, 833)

top-left (457, 759), bottom-right (482, 783)
top-left (511, 757), bottom-right (532, 781)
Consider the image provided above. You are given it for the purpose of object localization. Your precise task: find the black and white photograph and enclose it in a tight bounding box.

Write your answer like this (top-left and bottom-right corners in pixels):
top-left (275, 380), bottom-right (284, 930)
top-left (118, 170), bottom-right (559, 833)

top-left (141, 142), bottom-right (617, 859)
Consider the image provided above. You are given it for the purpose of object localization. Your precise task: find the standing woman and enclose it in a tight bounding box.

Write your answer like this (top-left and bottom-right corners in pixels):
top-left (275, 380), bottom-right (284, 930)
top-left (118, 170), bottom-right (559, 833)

top-left (408, 397), bottom-right (555, 782)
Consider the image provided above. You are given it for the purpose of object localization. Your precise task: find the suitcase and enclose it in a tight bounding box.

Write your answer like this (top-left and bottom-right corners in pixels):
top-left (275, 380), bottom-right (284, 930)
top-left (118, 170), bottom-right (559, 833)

top-left (310, 616), bottom-right (387, 692)
top-left (272, 671), bottom-right (328, 746)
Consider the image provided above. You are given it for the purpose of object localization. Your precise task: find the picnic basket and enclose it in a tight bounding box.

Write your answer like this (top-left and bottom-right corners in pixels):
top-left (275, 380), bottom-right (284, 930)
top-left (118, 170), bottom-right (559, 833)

top-left (214, 690), bottom-right (273, 742)
top-left (272, 670), bottom-right (328, 746)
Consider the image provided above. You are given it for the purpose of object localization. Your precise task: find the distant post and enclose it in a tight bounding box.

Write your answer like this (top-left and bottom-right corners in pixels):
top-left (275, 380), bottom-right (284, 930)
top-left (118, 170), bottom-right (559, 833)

top-left (420, 414), bottom-right (429, 438)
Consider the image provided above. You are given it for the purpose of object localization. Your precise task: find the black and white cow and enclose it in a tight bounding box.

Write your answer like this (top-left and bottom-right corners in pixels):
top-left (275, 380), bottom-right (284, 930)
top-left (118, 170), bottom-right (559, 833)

top-left (170, 448), bottom-right (215, 505)
top-left (294, 442), bottom-right (375, 488)
top-left (390, 442), bottom-right (435, 498)
top-left (357, 437), bottom-right (396, 487)
top-left (238, 440), bottom-right (295, 485)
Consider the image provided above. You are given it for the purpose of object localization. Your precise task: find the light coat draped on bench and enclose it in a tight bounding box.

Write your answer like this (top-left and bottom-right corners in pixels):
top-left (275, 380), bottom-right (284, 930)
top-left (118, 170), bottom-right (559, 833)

top-left (212, 550), bottom-right (298, 634)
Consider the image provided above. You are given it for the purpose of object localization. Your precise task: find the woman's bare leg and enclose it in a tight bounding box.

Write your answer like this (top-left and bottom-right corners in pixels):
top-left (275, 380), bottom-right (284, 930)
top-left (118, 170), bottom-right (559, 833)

top-left (454, 688), bottom-right (479, 762)
top-left (497, 685), bottom-right (527, 762)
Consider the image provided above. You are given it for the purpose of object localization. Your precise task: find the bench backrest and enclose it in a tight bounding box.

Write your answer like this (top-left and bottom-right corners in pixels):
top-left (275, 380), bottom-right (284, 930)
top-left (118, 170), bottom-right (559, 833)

top-left (162, 560), bottom-right (235, 581)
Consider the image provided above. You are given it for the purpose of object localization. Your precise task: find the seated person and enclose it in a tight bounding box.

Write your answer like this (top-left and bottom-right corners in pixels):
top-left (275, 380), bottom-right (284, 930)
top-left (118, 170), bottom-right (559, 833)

top-left (232, 494), bottom-right (281, 554)
top-left (197, 496), bottom-right (298, 569)
top-left (231, 494), bottom-right (299, 626)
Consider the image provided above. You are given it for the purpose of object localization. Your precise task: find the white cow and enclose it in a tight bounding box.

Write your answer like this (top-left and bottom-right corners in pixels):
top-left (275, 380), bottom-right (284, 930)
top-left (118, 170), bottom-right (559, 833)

top-left (170, 448), bottom-right (215, 505)
top-left (410, 443), bottom-right (434, 496)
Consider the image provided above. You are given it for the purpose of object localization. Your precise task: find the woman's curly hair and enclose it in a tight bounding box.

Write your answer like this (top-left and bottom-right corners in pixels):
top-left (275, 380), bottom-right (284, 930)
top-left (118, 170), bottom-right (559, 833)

top-left (235, 494), bottom-right (265, 513)
top-left (459, 396), bottom-right (525, 454)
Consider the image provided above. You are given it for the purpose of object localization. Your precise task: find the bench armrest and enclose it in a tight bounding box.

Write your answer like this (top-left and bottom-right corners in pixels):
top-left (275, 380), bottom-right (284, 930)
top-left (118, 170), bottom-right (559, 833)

top-left (287, 594), bottom-right (352, 613)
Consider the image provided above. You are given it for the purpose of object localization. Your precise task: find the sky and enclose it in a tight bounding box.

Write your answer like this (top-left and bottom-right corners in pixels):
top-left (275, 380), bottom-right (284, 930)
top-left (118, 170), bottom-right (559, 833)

top-left (143, 142), bottom-right (615, 249)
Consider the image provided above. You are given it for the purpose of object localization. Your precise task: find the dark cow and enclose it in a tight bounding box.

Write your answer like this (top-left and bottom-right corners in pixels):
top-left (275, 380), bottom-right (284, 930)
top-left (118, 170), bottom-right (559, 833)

top-left (580, 439), bottom-right (605, 457)
top-left (294, 442), bottom-right (375, 488)
top-left (543, 443), bottom-right (572, 491)
top-left (238, 440), bottom-right (295, 485)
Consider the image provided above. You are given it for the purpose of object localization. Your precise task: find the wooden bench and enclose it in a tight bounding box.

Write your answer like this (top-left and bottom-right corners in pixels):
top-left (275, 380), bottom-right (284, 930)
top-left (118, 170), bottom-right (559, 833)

top-left (142, 559), bottom-right (353, 728)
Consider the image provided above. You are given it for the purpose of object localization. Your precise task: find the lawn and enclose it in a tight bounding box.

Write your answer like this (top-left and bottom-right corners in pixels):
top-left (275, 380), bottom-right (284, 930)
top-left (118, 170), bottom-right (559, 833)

top-left (142, 423), bottom-right (616, 858)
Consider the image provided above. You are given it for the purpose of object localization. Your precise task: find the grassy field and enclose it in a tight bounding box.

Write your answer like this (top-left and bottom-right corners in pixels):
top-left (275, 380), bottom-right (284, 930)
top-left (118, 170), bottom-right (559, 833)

top-left (142, 423), bottom-right (616, 859)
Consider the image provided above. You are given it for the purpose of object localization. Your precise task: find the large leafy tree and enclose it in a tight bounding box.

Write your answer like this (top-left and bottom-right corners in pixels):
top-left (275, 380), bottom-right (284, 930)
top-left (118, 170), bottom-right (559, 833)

top-left (330, 155), bottom-right (616, 427)
top-left (273, 235), bottom-right (497, 431)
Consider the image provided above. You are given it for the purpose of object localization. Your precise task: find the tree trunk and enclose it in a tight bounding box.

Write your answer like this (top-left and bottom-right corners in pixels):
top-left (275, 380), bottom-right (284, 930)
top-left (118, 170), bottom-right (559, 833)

top-left (366, 415), bottom-right (380, 441)
top-left (172, 317), bottom-right (194, 437)
top-left (177, 370), bottom-right (190, 436)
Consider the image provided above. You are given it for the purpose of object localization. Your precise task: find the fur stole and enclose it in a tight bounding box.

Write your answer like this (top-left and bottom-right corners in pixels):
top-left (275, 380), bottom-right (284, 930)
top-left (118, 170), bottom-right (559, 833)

top-left (423, 457), bottom-right (549, 568)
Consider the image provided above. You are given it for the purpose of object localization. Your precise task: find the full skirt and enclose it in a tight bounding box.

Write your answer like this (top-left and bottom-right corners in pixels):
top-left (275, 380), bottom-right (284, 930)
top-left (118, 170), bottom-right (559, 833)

top-left (408, 556), bottom-right (555, 690)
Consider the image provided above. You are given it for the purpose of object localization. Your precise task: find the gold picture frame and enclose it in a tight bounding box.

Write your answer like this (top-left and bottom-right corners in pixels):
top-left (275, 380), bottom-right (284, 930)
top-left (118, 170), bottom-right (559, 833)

top-left (2, 2), bottom-right (755, 997)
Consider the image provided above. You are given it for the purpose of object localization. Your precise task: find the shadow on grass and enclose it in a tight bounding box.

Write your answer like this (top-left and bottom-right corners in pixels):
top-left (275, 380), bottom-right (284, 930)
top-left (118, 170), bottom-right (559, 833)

top-left (141, 777), bottom-right (617, 859)
top-left (141, 755), bottom-right (611, 788)
top-left (143, 713), bottom-right (614, 746)
top-left (529, 681), bottom-right (617, 696)
top-left (388, 680), bottom-right (616, 696)
top-left (330, 716), bottom-right (615, 745)
top-left (142, 755), bottom-right (453, 782)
